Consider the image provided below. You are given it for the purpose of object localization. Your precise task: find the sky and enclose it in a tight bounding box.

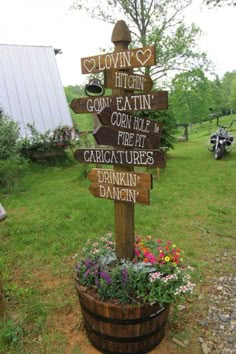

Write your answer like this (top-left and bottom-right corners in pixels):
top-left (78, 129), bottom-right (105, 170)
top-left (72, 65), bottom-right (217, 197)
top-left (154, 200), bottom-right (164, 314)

top-left (0, 0), bottom-right (235, 86)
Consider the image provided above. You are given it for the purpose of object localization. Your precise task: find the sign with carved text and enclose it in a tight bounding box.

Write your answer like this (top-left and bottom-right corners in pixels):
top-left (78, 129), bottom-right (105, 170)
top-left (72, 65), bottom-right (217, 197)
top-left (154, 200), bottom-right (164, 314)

top-left (81, 46), bottom-right (156, 74)
top-left (70, 91), bottom-right (168, 114)
top-left (89, 183), bottom-right (150, 205)
top-left (74, 148), bottom-right (166, 168)
top-left (93, 126), bottom-right (160, 149)
top-left (104, 70), bottom-right (153, 92)
top-left (88, 169), bottom-right (153, 190)
top-left (97, 107), bottom-right (162, 136)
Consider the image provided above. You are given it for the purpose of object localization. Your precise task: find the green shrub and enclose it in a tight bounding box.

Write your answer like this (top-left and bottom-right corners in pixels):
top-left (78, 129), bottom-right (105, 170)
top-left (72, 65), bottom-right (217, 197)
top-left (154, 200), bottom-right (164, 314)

top-left (0, 157), bottom-right (28, 193)
top-left (0, 111), bottom-right (28, 193)
top-left (0, 112), bottom-right (20, 159)
top-left (20, 123), bottom-right (80, 160)
top-left (138, 109), bottom-right (177, 149)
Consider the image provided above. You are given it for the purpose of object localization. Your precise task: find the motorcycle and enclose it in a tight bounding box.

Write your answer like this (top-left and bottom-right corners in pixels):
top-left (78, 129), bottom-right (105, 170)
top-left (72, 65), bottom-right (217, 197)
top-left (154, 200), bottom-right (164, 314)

top-left (208, 120), bottom-right (234, 160)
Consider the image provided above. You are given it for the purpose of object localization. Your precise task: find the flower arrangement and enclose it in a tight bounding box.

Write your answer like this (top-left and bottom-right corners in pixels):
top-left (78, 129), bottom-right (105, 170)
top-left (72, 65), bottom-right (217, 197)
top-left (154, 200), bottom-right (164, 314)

top-left (20, 123), bottom-right (79, 158)
top-left (75, 233), bottom-right (195, 306)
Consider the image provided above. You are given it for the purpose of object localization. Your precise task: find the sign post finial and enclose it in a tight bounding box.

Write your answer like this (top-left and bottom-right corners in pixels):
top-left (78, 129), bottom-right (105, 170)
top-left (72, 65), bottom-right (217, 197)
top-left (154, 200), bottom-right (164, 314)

top-left (111, 20), bottom-right (132, 48)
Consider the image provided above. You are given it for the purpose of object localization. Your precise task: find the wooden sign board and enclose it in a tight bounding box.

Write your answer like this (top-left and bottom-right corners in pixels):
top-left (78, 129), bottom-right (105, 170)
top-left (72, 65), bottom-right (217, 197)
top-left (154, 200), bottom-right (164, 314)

top-left (88, 168), bottom-right (153, 189)
top-left (104, 70), bottom-right (153, 92)
top-left (97, 107), bottom-right (162, 136)
top-left (89, 183), bottom-right (150, 205)
top-left (93, 126), bottom-right (160, 149)
top-left (81, 45), bottom-right (156, 74)
top-left (70, 91), bottom-right (168, 114)
top-left (74, 148), bottom-right (166, 168)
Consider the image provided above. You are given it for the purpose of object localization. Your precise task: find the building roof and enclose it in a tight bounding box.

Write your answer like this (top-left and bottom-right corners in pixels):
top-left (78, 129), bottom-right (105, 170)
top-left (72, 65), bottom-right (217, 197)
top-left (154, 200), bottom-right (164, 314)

top-left (0, 44), bottom-right (72, 136)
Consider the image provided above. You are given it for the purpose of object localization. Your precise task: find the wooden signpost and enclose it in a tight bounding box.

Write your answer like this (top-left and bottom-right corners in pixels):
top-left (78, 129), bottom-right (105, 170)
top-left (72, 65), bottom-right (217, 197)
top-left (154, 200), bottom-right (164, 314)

top-left (81, 45), bottom-right (156, 74)
top-left (74, 148), bottom-right (166, 168)
top-left (88, 168), bottom-right (153, 189)
top-left (70, 91), bottom-right (168, 114)
top-left (93, 126), bottom-right (160, 149)
top-left (104, 70), bottom-right (153, 92)
top-left (71, 20), bottom-right (168, 259)
top-left (96, 106), bottom-right (162, 135)
top-left (89, 183), bottom-right (150, 205)
top-left (88, 169), bottom-right (152, 205)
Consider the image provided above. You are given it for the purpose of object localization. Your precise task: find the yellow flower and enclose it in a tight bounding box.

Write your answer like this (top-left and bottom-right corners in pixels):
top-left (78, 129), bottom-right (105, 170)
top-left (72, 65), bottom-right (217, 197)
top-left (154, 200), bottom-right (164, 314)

top-left (172, 244), bottom-right (176, 248)
top-left (164, 256), bottom-right (170, 262)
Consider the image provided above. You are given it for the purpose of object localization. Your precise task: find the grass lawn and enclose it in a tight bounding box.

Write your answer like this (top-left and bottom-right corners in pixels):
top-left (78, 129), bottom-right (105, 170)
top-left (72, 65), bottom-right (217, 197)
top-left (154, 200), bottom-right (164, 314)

top-left (0, 115), bottom-right (235, 353)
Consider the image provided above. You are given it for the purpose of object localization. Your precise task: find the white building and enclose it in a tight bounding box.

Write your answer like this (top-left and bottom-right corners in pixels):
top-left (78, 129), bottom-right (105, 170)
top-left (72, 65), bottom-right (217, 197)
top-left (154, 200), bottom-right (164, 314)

top-left (0, 44), bottom-right (72, 136)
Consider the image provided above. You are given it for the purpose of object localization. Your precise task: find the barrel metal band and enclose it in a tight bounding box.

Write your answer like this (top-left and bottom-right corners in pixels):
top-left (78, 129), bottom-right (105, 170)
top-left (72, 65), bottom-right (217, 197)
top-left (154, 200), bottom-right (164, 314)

top-left (85, 319), bottom-right (167, 342)
top-left (79, 296), bottom-right (167, 325)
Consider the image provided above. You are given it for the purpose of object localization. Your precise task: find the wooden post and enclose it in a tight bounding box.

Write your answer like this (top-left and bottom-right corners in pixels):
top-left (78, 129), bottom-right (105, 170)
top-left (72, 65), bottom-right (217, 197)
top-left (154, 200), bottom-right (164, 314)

top-left (111, 21), bottom-right (134, 259)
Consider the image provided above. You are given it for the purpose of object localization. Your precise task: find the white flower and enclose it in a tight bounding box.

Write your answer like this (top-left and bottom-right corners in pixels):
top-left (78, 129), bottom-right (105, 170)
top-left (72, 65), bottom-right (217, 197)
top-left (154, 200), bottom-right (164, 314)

top-left (149, 272), bottom-right (162, 282)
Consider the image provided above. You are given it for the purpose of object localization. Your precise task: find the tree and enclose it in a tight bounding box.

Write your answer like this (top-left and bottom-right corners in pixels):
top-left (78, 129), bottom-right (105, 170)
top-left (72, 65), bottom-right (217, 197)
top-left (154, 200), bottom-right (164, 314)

top-left (204, 0), bottom-right (236, 7)
top-left (221, 71), bottom-right (236, 113)
top-left (170, 69), bottom-right (212, 124)
top-left (70, 0), bottom-right (209, 81)
top-left (229, 78), bottom-right (236, 110)
top-left (208, 75), bottom-right (222, 115)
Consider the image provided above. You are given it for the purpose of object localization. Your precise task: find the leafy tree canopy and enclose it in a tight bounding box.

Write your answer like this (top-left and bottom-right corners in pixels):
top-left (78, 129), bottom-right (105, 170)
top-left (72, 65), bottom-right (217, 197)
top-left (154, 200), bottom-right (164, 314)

top-left (170, 69), bottom-right (213, 124)
top-left (204, 0), bottom-right (236, 7)
top-left (221, 71), bottom-right (236, 112)
top-left (70, 0), bottom-right (209, 82)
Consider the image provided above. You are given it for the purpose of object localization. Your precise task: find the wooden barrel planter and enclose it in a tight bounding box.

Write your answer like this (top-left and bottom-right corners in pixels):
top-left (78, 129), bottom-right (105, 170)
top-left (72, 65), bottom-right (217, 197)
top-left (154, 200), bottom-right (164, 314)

top-left (76, 282), bottom-right (170, 354)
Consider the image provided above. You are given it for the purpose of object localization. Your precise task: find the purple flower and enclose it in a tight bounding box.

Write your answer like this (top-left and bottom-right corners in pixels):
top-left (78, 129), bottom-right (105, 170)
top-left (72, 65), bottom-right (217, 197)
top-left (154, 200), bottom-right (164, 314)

top-left (122, 268), bottom-right (128, 284)
top-left (95, 279), bottom-right (100, 287)
top-left (85, 258), bottom-right (93, 267)
top-left (100, 271), bottom-right (112, 285)
top-left (84, 269), bottom-right (90, 277)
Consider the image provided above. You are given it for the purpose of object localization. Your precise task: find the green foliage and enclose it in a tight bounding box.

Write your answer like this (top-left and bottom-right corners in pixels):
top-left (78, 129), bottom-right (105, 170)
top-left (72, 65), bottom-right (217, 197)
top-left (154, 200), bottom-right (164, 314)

top-left (64, 85), bottom-right (84, 104)
top-left (70, 0), bottom-right (209, 81)
top-left (0, 157), bottom-right (28, 193)
top-left (139, 109), bottom-right (176, 148)
top-left (0, 111), bottom-right (28, 193)
top-left (229, 78), bottom-right (236, 111)
top-left (151, 23), bottom-right (208, 80)
top-left (170, 69), bottom-right (212, 124)
top-left (208, 76), bottom-right (223, 114)
top-left (0, 320), bottom-right (23, 345)
top-left (169, 70), bottom-right (236, 125)
top-left (76, 234), bottom-right (195, 305)
top-left (221, 71), bottom-right (236, 113)
top-left (20, 123), bottom-right (79, 160)
top-left (205, 0), bottom-right (236, 6)
top-left (0, 112), bottom-right (21, 159)
top-left (0, 115), bottom-right (235, 352)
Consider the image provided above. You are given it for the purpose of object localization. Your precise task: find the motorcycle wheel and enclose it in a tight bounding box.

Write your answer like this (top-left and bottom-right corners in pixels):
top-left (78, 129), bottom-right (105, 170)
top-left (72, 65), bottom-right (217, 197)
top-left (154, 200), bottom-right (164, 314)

top-left (214, 144), bottom-right (225, 160)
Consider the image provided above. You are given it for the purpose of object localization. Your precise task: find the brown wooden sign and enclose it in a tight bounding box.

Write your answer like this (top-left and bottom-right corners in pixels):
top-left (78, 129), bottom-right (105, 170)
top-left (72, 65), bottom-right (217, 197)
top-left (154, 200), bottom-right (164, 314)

top-left (88, 168), bottom-right (153, 189)
top-left (74, 148), bottom-right (166, 168)
top-left (104, 70), bottom-right (153, 92)
top-left (93, 126), bottom-right (160, 149)
top-left (70, 91), bottom-right (168, 114)
top-left (89, 183), bottom-right (150, 205)
top-left (81, 46), bottom-right (156, 74)
top-left (97, 107), bottom-right (162, 136)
